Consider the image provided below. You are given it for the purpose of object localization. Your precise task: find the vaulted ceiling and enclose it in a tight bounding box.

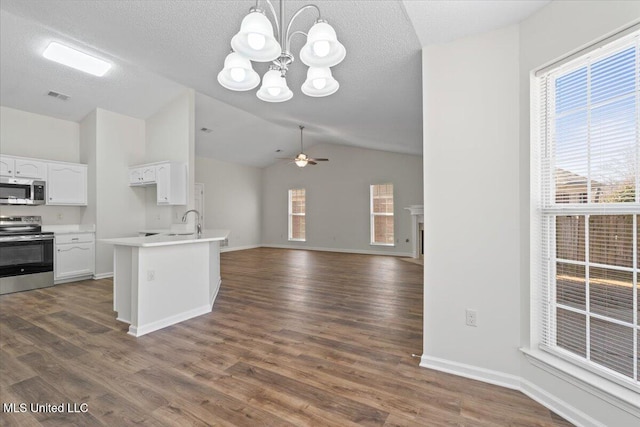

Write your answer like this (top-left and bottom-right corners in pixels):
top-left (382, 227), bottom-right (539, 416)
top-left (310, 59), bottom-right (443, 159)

top-left (0, 0), bottom-right (549, 167)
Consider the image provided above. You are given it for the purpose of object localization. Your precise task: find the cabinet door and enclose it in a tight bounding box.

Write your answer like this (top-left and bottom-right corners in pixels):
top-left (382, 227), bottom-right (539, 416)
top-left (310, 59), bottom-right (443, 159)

top-left (156, 163), bottom-right (170, 204)
top-left (55, 242), bottom-right (94, 280)
top-left (15, 159), bottom-right (47, 179)
top-left (129, 167), bottom-right (143, 185)
top-left (0, 156), bottom-right (15, 177)
top-left (47, 163), bottom-right (87, 205)
top-left (142, 166), bottom-right (156, 183)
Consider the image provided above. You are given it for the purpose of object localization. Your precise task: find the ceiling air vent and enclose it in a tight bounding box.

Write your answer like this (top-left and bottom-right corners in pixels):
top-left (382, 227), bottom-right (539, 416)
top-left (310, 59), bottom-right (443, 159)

top-left (200, 127), bottom-right (213, 133)
top-left (47, 91), bottom-right (70, 101)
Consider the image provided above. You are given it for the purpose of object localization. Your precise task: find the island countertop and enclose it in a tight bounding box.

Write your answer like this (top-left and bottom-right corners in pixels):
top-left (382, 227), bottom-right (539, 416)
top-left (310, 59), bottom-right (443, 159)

top-left (101, 229), bottom-right (229, 248)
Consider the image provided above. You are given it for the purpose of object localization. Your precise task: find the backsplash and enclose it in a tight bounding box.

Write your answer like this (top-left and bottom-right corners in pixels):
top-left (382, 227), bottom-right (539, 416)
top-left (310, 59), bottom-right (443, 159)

top-left (0, 205), bottom-right (84, 225)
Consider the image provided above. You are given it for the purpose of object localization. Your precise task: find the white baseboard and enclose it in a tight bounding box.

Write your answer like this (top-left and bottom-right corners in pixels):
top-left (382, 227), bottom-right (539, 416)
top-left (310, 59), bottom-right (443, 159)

top-left (93, 272), bottom-right (113, 280)
top-left (520, 379), bottom-right (604, 427)
top-left (220, 244), bottom-right (261, 253)
top-left (419, 354), bottom-right (521, 390)
top-left (419, 354), bottom-right (635, 427)
top-left (210, 278), bottom-right (221, 307)
top-left (128, 304), bottom-right (212, 337)
top-left (261, 244), bottom-right (413, 257)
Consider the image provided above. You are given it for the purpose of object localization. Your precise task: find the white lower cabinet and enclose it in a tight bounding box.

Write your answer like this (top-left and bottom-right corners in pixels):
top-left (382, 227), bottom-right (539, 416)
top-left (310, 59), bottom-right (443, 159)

top-left (55, 233), bottom-right (95, 282)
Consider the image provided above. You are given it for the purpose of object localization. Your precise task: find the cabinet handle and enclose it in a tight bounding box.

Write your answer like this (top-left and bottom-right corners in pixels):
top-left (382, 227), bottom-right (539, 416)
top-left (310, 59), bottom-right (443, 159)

top-left (49, 197), bottom-right (52, 200)
top-left (16, 171), bottom-right (20, 174)
top-left (8, 170), bottom-right (11, 173)
top-left (71, 238), bottom-right (79, 241)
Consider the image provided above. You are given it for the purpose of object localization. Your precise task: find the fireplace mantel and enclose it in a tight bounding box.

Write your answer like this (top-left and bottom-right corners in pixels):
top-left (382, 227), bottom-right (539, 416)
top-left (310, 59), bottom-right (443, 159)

top-left (404, 205), bottom-right (424, 259)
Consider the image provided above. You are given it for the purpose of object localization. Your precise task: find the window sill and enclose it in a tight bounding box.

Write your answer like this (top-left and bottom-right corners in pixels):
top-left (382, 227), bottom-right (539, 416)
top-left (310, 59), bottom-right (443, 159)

top-left (520, 347), bottom-right (640, 415)
top-left (370, 243), bottom-right (395, 247)
top-left (288, 239), bottom-right (306, 242)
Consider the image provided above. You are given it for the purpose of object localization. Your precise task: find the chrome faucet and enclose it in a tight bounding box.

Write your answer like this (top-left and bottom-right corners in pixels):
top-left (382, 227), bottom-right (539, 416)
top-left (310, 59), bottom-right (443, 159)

top-left (181, 209), bottom-right (202, 236)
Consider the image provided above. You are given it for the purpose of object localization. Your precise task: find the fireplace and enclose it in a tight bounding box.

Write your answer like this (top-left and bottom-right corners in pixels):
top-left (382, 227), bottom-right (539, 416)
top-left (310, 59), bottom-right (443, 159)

top-left (404, 205), bottom-right (424, 259)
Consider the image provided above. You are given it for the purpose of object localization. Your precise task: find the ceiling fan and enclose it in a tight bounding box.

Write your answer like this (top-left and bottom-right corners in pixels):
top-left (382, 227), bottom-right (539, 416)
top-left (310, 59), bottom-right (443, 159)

top-left (279, 125), bottom-right (329, 167)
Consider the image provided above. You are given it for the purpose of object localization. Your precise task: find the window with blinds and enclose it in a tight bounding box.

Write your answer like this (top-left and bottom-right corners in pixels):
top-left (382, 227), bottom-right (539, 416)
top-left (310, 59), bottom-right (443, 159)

top-left (370, 184), bottom-right (394, 245)
top-left (534, 31), bottom-right (639, 389)
top-left (288, 189), bottom-right (305, 241)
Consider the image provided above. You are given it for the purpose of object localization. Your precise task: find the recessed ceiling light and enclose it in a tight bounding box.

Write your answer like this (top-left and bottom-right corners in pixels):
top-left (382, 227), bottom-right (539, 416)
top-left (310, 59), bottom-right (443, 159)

top-left (43, 42), bottom-right (111, 77)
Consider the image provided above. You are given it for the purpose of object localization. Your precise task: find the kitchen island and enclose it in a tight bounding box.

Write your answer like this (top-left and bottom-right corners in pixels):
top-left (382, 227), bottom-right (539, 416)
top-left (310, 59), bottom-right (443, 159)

top-left (101, 230), bottom-right (229, 337)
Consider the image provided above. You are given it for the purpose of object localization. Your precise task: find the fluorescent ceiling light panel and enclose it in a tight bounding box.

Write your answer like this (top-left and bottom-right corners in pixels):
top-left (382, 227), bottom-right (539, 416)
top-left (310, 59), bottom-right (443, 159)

top-left (43, 42), bottom-right (111, 77)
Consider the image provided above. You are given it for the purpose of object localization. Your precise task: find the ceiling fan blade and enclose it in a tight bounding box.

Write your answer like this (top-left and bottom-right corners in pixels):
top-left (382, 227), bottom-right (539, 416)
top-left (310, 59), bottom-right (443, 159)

top-left (276, 157), bottom-right (296, 160)
top-left (307, 160), bottom-right (318, 165)
top-left (309, 158), bottom-right (329, 162)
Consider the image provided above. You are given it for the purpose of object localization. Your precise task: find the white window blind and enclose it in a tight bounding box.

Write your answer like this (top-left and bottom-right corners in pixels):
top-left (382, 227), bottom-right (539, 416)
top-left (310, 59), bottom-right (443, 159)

top-left (534, 31), bottom-right (639, 390)
top-left (370, 184), bottom-right (394, 245)
top-left (288, 189), bottom-right (305, 241)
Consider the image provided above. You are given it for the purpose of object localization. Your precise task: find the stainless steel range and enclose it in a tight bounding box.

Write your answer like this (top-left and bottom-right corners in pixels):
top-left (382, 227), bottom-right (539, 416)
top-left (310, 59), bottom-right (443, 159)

top-left (0, 216), bottom-right (54, 295)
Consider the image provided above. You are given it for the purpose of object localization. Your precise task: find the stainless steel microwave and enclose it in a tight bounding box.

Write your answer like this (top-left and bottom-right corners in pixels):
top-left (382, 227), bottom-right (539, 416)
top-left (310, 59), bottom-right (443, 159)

top-left (0, 178), bottom-right (46, 205)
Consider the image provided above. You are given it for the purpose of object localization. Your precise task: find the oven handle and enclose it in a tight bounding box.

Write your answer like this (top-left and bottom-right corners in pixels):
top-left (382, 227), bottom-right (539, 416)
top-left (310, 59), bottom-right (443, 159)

top-left (0, 234), bottom-right (55, 242)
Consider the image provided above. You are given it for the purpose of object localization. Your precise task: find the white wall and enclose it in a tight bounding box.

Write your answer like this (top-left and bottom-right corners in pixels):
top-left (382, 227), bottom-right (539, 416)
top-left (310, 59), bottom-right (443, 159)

top-left (518, 2), bottom-right (640, 426)
top-left (85, 109), bottom-right (146, 277)
top-left (422, 25), bottom-right (521, 376)
top-left (144, 90), bottom-right (195, 229)
top-left (195, 156), bottom-right (262, 250)
top-left (420, 1), bottom-right (640, 426)
top-left (262, 143), bottom-right (423, 256)
top-left (0, 106), bottom-right (84, 224)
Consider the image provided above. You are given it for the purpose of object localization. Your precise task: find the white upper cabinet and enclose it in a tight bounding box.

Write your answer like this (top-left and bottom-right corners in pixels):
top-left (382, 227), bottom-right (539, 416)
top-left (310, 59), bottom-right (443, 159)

top-left (129, 165), bottom-right (157, 186)
top-left (14, 158), bottom-right (47, 179)
top-left (156, 162), bottom-right (186, 205)
top-left (0, 156), bottom-right (14, 177)
top-left (129, 161), bottom-right (186, 205)
top-left (47, 163), bottom-right (87, 205)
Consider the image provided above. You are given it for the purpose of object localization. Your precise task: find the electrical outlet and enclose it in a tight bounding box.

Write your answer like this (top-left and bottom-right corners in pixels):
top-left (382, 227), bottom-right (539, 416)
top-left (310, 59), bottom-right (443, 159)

top-left (147, 270), bottom-right (155, 281)
top-left (57, 213), bottom-right (63, 220)
top-left (465, 309), bottom-right (477, 327)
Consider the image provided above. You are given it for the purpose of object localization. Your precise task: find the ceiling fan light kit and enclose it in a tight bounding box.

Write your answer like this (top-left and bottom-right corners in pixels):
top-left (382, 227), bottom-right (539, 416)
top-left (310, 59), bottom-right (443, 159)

top-left (219, 0), bottom-right (345, 102)
top-left (279, 126), bottom-right (329, 167)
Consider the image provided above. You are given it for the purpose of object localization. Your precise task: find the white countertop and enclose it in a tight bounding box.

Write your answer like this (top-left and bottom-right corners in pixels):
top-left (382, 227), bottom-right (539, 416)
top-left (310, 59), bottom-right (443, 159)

top-left (43, 224), bottom-right (96, 234)
top-left (101, 229), bottom-right (229, 247)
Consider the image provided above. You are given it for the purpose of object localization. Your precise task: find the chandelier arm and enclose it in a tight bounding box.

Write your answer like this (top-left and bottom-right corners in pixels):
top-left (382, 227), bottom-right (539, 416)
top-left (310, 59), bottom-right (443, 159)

top-left (284, 4), bottom-right (321, 51)
top-left (260, 0), bottom-right (281, 43)
top-left (287, 31), bottom-right (308, 49)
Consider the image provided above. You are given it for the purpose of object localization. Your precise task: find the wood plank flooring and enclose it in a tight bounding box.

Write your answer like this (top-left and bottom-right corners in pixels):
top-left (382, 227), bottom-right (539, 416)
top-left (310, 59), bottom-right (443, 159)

top-left (0, 248), bottom-right (573, 426)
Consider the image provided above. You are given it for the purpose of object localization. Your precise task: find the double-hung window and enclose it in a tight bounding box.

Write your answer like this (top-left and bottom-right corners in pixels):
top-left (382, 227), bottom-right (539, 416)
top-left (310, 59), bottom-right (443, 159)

top-left (533, 31), bottom-right (639, 390)
top-left (370, 183), bottom-right (394, 245)
top-left (288, 189), bottom-right (305, 241)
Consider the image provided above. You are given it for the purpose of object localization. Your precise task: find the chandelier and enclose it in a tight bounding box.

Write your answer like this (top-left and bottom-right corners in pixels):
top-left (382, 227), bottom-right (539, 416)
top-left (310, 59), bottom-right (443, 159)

top-left (217, 0), bottom-right (346, 102)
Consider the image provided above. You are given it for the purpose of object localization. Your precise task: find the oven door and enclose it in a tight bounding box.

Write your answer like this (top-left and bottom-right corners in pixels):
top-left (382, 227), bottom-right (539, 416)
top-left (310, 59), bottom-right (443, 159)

top-left (0, 236), bottom-right (54, 277)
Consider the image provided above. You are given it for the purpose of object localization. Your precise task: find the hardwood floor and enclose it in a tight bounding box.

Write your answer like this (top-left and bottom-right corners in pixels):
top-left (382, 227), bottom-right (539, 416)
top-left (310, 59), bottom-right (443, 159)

top-left (0, 248), bottom-right (573, 426)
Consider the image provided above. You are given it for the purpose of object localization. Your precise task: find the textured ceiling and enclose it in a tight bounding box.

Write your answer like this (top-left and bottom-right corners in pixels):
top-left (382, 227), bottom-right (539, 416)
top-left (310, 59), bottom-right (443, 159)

top-left (0, 0), bottom-right (549, 167)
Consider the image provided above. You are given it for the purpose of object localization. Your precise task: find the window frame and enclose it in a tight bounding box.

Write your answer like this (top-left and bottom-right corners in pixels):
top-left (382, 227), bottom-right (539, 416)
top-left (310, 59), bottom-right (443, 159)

top-left (370, 183), bottom-right (395, 246)
top-left (288, 188), bottom-right (306, 242)
top-left (531, 31), bottom-right (640, 393)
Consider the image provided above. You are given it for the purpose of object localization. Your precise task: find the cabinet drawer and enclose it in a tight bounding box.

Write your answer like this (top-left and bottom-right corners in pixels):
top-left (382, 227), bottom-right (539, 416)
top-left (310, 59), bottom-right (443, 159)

top-left (55, 233), bottom-right (95, 244)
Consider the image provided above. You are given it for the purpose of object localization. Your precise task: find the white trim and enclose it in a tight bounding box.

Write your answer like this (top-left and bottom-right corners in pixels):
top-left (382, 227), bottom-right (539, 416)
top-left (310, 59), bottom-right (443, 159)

top-left (220, 244), bottom-right (261, 253)
top-left (521, 348), bottom-right (640, 415)
top-left (520, 378), bottom-right (605, 427)
top-left (420, 351), bottom-right (640, 427)
top-left (210, 278), bottom-right (221, 307)
top-left (261, 244), bottom-right (412, 257)
top-left (54, 274), bottom-right (94, 285)
top-left (93, 272), bottom-right (113, 280)
top-left (127, 304), bottom-right (211, 337)
top-left (419, 354), bottom-right (521, 390)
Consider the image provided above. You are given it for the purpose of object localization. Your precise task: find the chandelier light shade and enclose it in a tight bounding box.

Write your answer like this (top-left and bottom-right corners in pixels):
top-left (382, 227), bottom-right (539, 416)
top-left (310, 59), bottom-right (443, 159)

top-left (295, 153), bottom-right (308, 167)
top-left (299, 22), bottom-right (346, 67)
top-left (217, 52), bottom-right (260, 91)
top-left (219, 0), bottom-right (345, 102)
top-left (256, 69), bottom-right (293, 102)
top-left (230, 10), bottom-right (281, 62)
top-left (301, 67), bottom-right (339, 97)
